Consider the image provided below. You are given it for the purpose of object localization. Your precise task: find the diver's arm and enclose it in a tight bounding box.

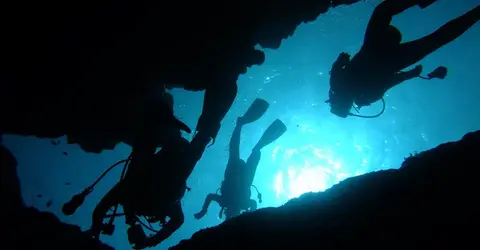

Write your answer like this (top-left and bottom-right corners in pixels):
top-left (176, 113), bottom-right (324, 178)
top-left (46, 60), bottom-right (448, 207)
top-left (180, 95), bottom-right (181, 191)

top-left (387, 65), bottom-right (423, 90)
top-left (148, 202), bottom-right (184, 246)
top-left (194, 193), bottom-right (222, 219)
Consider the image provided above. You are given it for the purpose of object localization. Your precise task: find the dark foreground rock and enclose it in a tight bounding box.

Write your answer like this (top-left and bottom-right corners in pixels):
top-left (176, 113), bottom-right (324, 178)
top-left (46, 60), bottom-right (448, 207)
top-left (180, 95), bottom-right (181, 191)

top-left (1, 0), bottom-right (361, 153)
top-left (172, 130), bottom-right (480, 249)
top-left (0, 145), bottom-right (113, 250)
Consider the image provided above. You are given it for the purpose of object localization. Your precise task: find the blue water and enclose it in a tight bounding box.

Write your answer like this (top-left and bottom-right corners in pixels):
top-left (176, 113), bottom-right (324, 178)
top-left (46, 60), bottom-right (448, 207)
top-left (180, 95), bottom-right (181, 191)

top-left (4, 1), bottom-right (479, 249)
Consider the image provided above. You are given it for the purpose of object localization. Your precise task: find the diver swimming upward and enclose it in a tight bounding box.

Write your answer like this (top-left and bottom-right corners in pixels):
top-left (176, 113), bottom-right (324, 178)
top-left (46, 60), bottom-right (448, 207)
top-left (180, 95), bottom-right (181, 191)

top-left (327, 0), bottom-right (479, 118)
top-left (194, 98), bottom-right (287, 220)
top-left (62, 93), bottom-right (198, 249)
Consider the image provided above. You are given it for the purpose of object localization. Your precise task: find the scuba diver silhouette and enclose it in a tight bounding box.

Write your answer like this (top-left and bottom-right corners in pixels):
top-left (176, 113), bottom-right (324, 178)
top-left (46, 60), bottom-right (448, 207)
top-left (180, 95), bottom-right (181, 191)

top-left (89, 133), bottom-right (191, 249)
top-left (194, 98), bottom-right (287, 220)
top-left (61, 93), bottom-right (194, 249)
top-left (327, 0), bottom-right (479, 118)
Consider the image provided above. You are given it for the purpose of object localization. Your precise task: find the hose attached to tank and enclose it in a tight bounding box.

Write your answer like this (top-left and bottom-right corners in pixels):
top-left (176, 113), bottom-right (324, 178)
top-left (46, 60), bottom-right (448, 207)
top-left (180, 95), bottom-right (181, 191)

top-left (104, 155), bottom-right (131, 232)
top-left (62, 154), bottom-right (132, 216)
top-left (251, 185), bottom-right (262, 203)
top-left (348, 97), bottom-right (386, 119)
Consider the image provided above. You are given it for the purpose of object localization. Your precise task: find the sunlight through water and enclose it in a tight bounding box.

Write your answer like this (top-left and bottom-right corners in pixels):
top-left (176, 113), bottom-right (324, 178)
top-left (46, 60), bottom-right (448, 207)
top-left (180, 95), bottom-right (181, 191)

top-left (272, 144), bottom-right (352, 201)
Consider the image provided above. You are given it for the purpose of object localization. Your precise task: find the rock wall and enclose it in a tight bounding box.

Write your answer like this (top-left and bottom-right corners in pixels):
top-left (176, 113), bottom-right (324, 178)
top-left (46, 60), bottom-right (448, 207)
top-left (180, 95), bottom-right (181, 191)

top-left (172, 130), bottom-right (480, 249)
top-left (0, 0), bottom-right (361, 153)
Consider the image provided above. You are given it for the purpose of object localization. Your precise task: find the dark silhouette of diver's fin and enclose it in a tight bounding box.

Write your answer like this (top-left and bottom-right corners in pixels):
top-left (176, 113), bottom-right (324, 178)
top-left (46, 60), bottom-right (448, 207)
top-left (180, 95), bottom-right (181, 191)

top-left (427, 66), bottom-right (448, 80)
top-left (253, 119), bottom-right (287, 151)
top-left (239, 98), bottom-right (269, 124)
top-left (172, 118), bottom-right (192, 134)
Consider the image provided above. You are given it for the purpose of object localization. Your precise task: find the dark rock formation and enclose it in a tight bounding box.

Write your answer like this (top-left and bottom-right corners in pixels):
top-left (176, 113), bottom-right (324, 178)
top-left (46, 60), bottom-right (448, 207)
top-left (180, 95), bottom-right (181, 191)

top-left (1, 0), bottom-right (361, 153)
top-left (0, 145), bottom-right (113, 250)
top-left (172, 130), bottom-right (480, 249)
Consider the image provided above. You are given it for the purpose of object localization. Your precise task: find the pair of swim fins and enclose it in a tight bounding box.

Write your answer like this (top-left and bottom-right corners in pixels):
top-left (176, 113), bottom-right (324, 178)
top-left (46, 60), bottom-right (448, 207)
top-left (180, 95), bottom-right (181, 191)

top-left (241, 98), bottom-right (287, 149)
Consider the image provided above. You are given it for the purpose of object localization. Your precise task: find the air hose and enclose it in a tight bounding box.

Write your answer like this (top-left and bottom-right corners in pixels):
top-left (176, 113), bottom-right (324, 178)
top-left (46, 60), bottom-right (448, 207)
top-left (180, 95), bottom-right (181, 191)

top-left (251, 185), bottom-right (262, 203)
top-left (62, 154), bottom-right (132, 216)
top-left (103, 155), bottom-right (131, 234)
top-left (348, 97), bottom-right (386, 119)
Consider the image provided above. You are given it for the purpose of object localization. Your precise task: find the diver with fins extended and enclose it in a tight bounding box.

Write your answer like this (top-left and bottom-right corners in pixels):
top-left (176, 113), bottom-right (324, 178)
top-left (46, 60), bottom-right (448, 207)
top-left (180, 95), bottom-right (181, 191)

top-left (194, 98), bottom-right (287, 220)
top-left (327, 0), bottom-right (479, 118)
top-left (62, 93), bottom-right (196, 249)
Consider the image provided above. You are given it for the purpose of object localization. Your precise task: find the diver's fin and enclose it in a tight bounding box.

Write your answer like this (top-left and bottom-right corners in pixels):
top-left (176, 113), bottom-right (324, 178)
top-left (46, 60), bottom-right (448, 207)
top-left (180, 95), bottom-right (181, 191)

top-left (253, 119), bottom-right (287, 151)
top-left (239, 98), bottom-right (269, 124)
top-left (427, 66), bottom-right (447, 80)
top-left (173, 118), bottom-right (192, 133)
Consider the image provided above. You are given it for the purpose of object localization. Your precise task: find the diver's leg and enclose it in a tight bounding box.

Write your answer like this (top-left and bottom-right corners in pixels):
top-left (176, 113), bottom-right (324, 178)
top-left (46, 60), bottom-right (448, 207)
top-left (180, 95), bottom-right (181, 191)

top-left (386, 65), bottom-right (423, 90)
top-left (244, 119), bottom-right (287, 185)
top-left (396, 5), bottom-right (479, 69)
top-left (194, 193), bottom-right (222, 219)
top-left (364, 0), bottom-right (428, 47)
top-left (245, 149), bottom-right (261, 188)
top-left (90, 183), bottom-right (122, 238)
top-left (224, 118), bottom-right (245, 180)
top-left (228, 118), bottom-right (244, 162)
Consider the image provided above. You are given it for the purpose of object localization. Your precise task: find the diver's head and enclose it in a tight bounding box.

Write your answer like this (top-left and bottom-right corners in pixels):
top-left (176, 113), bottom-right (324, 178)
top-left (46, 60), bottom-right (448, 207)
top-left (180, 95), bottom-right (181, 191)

top-left (326, 89), bottom-right (353, 118)
top-left (251, 49), bottom-right (266, 66)
top-left (384, 25), bottom-right (402, 47)
top-left (160, 91), bottom-right (192, 134)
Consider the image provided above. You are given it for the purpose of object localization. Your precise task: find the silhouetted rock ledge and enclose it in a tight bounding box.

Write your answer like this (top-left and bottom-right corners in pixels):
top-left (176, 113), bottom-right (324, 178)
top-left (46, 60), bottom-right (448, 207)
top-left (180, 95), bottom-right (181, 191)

top-left (1, 0), bottom-right (362, 153)
top-left (172, 130), bottom-right (480, 250)
top-left (0, 145), bottom-right (113, 250)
